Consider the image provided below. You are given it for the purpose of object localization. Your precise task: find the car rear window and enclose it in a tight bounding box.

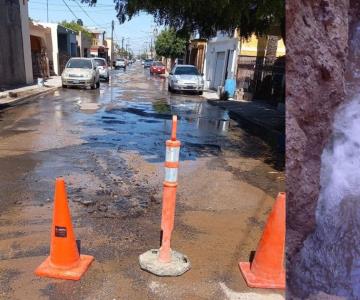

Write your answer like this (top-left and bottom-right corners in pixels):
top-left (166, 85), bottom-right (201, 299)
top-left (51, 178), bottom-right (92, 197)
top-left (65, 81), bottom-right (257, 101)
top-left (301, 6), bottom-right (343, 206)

top-left (174, 66), bottom-right (199, 75)
top-left (94, 59), bottom-right (106, 66)
top-left (117, 59), bottom-right (124, 61)
top-left (67, 59), bottom-right (92, 69)
top-left (152, 62), bottom-right (164, 66)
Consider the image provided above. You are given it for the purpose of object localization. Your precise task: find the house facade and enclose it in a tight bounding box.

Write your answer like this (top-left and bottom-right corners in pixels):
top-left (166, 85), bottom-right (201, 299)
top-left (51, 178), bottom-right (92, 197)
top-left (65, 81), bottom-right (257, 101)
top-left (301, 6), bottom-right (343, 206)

top-left (37, 23), bottom-right (77, 75)
top-left (76, 31), bottom-right (92, 58)
top-left (30, 21), bottom-right (53, 78)
top-left (236, 34), bottom-right (285, 102)
top-left (0, 0), bottom-right (33, 88)
top-left (203, 32), bottom-right (240, 91)
top-left (199, 29), bottom-right (285, 103)
top-left (184, 39), bottom-right (207, 74)
top-left (89, 29), bottom-right (108, 60)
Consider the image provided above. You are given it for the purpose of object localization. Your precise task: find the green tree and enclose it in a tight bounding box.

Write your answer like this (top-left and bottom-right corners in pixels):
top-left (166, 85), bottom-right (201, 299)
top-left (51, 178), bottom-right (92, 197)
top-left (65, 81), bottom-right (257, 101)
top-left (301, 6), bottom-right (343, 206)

top-left (81, 0), bottom-right (284, 40)
top-left (59, 20), bottom-right (92, 39)
top-left (155, 29), bottom-right (187, 59)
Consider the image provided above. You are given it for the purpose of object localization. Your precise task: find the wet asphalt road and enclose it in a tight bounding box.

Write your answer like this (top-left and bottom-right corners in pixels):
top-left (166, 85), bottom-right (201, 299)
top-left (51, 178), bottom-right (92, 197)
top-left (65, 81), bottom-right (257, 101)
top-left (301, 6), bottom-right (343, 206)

top-left (0, 63), bottom-right (285, 299)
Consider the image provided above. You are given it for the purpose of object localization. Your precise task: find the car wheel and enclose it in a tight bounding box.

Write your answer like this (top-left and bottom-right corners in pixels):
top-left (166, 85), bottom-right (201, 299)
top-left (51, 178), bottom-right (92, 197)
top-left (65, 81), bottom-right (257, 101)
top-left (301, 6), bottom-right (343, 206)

top-left (198, 91), bottom-right (203, 95)
top-left (62, 84), bottom-right (67, 88)
top-left (168, 84), bottom-right (172, 92)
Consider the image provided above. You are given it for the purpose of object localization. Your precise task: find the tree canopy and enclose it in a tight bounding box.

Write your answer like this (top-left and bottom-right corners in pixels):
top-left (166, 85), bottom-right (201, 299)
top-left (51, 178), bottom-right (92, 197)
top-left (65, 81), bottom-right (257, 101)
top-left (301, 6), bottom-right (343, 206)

top-left (155, 29), bottom-right (187, 59)
top-left (81, 0), bottom-right (284, 39)
top-left (59, 20), bottom-right (92, 39)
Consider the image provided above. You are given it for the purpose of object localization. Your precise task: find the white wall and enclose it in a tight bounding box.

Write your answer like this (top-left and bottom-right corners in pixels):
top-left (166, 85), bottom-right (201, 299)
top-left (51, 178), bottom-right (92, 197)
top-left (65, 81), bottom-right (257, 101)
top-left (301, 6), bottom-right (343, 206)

top-left (39, 23), bottom-right (60, 75)
top-left (204, 37), bottom-right (240, 90)
top-left (19, 0), bottom-right (33, 84)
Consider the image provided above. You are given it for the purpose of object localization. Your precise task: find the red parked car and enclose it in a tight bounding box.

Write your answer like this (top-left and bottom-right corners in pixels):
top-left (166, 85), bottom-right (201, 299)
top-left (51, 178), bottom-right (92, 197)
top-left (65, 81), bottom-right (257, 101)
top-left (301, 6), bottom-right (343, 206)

top-left (150, 61), bottom-right (166, 75)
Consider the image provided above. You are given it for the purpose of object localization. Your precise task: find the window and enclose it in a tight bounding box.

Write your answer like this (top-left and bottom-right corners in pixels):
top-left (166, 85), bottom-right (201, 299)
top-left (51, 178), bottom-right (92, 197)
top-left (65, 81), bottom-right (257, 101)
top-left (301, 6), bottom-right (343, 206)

top-left (94, 59), bottom-right (106, 66)
top-left (174, 66), bottom-right (199, 75)
top-left (66, 59), bottom-right (92, 69)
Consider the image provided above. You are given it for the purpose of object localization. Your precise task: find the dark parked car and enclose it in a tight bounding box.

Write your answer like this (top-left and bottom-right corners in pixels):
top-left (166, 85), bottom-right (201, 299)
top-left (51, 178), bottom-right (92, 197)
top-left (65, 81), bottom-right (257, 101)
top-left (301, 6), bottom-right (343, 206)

top-left (144, 59), bottom-right (153, 68)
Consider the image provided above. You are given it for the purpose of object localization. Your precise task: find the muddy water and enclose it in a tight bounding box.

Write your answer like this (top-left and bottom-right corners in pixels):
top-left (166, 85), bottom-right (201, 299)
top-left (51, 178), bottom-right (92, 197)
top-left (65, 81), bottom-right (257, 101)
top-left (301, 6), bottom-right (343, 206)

top-left (289, 99), bottom-right (360, 299)
top-left (0, 64), bottom-right (284, 299)
top-left (289, 22), bottom-right (360, 300)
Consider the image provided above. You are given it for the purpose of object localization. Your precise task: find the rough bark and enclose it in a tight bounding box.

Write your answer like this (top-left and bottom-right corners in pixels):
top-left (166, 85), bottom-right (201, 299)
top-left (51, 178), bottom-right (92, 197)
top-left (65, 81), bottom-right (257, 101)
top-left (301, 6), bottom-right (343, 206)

top-left (265, 35), bottom-right (279, 64)
top-left (286, 0), bottom-right (348, 294)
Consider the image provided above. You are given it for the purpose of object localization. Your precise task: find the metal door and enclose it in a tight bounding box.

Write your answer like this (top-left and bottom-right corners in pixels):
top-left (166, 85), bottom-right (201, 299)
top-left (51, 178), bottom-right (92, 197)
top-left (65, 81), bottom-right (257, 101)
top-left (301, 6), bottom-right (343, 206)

top-left (212, 51), bottom-right (225, 89)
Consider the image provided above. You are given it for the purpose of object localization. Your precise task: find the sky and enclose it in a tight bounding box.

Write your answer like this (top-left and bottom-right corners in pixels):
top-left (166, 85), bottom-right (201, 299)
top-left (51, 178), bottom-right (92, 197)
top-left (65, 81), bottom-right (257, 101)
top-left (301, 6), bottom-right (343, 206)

top-left (28, 0), bottom-right (162, 54)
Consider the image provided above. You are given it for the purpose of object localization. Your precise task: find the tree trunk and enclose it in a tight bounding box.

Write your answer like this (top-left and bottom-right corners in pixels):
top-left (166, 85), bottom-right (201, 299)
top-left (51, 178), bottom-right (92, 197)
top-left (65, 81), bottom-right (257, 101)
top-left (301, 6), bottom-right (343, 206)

top-left (286, 0), bottom-right (348, 297)
top-left (265, 35), bottom-right (279, 64)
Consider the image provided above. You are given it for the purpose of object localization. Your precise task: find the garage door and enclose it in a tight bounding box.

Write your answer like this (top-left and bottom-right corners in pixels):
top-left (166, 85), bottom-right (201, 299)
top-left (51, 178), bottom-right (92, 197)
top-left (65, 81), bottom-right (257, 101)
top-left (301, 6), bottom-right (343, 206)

top-left (212, 51), bottom-right (225, 89)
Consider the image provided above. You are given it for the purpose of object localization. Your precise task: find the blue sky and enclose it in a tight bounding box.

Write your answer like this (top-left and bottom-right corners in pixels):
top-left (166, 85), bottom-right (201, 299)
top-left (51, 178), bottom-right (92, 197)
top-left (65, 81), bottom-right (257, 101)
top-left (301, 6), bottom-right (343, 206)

top-left (28, 0), bottom-right (161, 54)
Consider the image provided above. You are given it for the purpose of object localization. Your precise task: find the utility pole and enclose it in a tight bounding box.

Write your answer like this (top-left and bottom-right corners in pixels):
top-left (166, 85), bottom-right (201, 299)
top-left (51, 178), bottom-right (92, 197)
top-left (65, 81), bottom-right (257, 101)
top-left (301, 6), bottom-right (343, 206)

top-left (111, 20), bottom-right (114, 68)
top-left (150, 37), bottom-right (153, 59)
top-left (153, 27), bottom-right (158, 59)
top-left (121, 37), bottom-right (124, 52)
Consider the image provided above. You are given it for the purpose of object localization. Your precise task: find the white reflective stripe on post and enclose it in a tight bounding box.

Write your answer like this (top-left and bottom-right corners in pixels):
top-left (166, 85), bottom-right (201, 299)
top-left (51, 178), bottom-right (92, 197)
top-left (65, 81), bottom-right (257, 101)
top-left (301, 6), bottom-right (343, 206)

top-left (165, 167), bottom-right (178, 182)
top-left (166, 146), bottom-right (180, 163)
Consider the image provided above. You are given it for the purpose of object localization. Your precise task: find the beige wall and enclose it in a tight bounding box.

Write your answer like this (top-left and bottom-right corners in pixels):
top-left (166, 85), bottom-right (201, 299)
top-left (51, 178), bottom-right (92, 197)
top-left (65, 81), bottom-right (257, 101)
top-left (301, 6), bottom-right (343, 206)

top-left (105, 38), bottom-right (113, 61)
top-left (20, 0), bottom-right (33, 84)
top-left (30, 22), bottom-right (53, 58)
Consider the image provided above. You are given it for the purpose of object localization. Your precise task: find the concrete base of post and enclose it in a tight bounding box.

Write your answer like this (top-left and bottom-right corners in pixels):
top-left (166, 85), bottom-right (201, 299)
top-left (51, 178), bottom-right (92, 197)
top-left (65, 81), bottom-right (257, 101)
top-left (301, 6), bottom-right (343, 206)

top-left (139, 249), bottom-right (191, 276)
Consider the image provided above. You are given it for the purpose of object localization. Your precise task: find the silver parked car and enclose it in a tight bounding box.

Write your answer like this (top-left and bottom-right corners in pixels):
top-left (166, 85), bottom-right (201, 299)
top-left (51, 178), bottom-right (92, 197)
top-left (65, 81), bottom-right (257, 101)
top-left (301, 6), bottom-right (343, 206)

top-left (168, 65), bottom-right (204, 95)
top-left (61, 58), bottom-right (100, 89)
top-left (93, 57), bottom-right (109, 82)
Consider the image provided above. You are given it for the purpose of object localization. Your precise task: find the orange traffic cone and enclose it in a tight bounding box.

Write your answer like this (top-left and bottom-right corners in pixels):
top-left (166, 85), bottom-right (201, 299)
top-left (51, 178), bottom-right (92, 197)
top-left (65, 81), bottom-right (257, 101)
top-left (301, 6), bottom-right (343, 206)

top-left (239, 192), bottom-right (285, 289)
top-left (35, 178), bottom-right (94, 280)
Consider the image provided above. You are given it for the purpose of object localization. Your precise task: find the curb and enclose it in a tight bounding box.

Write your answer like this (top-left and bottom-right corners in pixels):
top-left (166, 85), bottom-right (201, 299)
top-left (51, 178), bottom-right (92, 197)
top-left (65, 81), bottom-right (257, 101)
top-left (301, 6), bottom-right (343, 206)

top-left (0, 86), bottom-right (59, 111)
top-left (207, 99), bottom-right (285, 152)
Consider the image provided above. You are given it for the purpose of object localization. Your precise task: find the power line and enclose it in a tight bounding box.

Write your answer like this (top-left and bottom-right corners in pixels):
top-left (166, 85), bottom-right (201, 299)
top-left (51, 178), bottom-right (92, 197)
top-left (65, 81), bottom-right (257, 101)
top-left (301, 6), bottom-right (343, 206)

top-left (61, 0), bottom-right (78, 19)
top-left (30, 0), bottom-right (115, 7)
top-left (72, 0), bottom-right (100, 27)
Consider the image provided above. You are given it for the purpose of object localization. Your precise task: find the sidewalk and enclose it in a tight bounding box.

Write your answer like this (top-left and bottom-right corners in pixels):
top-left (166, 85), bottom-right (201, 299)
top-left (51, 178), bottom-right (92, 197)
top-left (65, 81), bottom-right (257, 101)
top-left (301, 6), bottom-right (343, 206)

top-left (0, 76), bottom-right (62, 109)
top-left (203, 90), bottom-right (285, 151)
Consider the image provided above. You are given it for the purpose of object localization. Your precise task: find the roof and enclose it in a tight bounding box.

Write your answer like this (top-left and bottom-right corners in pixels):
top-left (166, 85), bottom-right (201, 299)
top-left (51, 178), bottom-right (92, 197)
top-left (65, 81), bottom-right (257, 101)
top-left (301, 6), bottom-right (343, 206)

top-left (68, 57), bottom-right (94, 60)
top-left (174, 64), bottom-right (197, 67)
top-left (88, 29), bottom-right (105, 34)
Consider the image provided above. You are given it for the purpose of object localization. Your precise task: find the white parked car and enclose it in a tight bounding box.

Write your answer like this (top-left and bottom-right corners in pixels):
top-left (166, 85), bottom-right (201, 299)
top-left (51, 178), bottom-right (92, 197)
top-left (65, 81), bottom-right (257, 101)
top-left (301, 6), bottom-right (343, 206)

top-left (115, 58), bottom-right (126, 70)
top-left (168, 65), bottom-right (204, 95)
top-left (61, 58), bottom-right (100, 89)
top-left (93, 57), bottom-right (109, 82)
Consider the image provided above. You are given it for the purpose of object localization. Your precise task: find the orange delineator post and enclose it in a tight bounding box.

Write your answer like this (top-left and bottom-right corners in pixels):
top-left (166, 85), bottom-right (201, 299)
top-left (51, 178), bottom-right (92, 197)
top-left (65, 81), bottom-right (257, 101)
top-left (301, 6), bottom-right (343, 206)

top-left (239, 192), bottom-right (286, 289)
top-left (35, 178), bottom-right (94, 280)
top-left (159, 116), bottom-right (180, 263)
top-left (159, 182), bottom-right (177, 262)
top-left (139, 115), bottom-right (190, 276)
